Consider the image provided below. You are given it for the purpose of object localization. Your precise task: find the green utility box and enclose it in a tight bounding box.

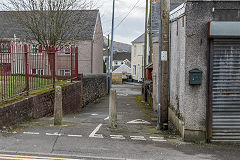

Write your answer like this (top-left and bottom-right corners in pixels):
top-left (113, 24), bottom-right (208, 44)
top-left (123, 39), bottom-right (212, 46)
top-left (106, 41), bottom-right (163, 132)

top-left (189, 68), bottom-right (202, 85)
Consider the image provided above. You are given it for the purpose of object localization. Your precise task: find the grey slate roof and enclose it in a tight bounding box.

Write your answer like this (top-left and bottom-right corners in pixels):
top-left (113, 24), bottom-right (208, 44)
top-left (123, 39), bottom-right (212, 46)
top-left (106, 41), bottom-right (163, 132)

top-left (0, 10), bottom-right (99, 41)
top-left (132, 33), bottom-right (145, 43)
top-left (103, 36), bottom-right (131, 52)
top-left (113, 52), bottom-right (131, 61)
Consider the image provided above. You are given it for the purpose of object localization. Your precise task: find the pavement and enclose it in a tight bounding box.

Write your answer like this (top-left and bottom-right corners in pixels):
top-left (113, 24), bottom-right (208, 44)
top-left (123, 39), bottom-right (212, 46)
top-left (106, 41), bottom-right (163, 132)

top-left (0, 84), bottom-right (240, 160)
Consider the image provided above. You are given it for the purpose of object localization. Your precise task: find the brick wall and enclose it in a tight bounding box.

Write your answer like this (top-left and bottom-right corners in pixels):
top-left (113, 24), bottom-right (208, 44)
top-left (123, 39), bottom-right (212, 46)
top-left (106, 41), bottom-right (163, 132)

top-left (0, 74), bottom-right (106, 128)
top-left (82, 74), bottom-right (107, 106)
top-left (0, 98), bottom-right (32, 127)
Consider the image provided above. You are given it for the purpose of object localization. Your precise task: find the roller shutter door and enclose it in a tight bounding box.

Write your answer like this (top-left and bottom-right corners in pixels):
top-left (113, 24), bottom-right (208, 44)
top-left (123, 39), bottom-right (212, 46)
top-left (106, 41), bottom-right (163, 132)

top-left (211, 39), bottom-right (240, 142)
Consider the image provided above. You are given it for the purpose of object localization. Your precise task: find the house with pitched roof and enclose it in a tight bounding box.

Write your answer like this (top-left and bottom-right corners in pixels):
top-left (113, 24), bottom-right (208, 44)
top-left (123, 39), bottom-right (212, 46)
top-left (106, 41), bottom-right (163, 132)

top-left (112, 51), bottom-right (131, 70)
top-left (131, 33), bottom-right (145, 82)
top-left (0, 10), bottom-right (104, 75)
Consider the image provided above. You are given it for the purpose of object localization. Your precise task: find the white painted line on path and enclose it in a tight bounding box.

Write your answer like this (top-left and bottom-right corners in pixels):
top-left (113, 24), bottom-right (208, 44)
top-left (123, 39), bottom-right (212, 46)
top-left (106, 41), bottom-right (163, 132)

top-left (89, 124), bottom-right (103, 138)
top-left (46, 132), bottom-right (63, 136)
top-left (110, 135), bottom-right (126, 140)
top-left (150, 136), bottom-right (167, 142)
top-left (127, 119), bottom-right (151, 124)
top-left (23, 132), bottom-right (40, 135)
top-left (149, 136), bottom-right (164, 139)
top-left (130, 136), bottom-right (146, 141)
top-left (117, 93), bottom-right (128, 96)
top-left (67, 134), bottom-right (83, 137)
top-left (104, 116), bottom-right (109, 120)
top-left (91, 113), bottom-right (98, 116)
top-left (152, 139), bottom-right (167, 142)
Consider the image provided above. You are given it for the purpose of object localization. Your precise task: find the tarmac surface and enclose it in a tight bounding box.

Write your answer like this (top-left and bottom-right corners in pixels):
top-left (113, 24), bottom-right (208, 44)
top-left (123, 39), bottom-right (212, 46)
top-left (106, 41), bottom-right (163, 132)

top-left (0, 83), bottom-right (240, 160)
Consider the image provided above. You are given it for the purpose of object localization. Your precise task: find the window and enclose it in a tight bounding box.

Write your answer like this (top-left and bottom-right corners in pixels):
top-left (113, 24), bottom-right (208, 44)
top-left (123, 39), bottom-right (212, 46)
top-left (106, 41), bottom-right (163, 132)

top-left (30, 45), bottom-right (43, 55)
top-left (31, 69), bottom-right (44, 75)
top-left (59, 69), bottom-right (71, 76)
top-left (142, 45), bottom-right (144, 55)
top-left (134, 45), bottom-right (137, 57)
top-left (133, 65), bottom-right (136, 76)
top-left (57, 47), bottom-right (71, 55)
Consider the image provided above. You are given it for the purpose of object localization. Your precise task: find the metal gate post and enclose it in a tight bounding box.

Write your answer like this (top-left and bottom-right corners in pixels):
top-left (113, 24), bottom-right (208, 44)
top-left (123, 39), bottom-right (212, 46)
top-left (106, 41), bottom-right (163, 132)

top-left (75, 47), bottom-right (79, 80)
top-left (52, 46), bottom-right (56, 88)
top-left (24, 44), bottom-right (29, 95)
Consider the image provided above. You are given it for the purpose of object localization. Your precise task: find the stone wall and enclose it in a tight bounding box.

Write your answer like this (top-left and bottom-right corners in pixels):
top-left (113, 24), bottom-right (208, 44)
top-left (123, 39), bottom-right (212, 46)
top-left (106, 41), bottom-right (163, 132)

top-left (144, 81), bottom-right (153, 108)
top-left (0, 74), bottom-right (107, 128)
top-left (82, 74), bottom-right (107, 107)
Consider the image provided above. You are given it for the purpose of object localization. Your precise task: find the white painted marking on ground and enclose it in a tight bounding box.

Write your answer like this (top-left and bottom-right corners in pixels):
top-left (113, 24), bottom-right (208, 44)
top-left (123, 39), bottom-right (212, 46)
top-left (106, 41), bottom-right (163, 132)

top-left (23, 132), bottom-right (40, 135)
top-left (89, 124), bottom-right (103, 138)
top-left (152, 139), bottom-right (167, 142)
top-left (46, 132), bottom-right (63, 136)
top-left (104, 116), bottom-right (109, 120)
top-left (149, 136), bottom-right (164, 139)
top-left (130, 136), bottom-right (146, 141)
top-left (91, 113), bottom-right (98, 116)
top-left (110, 135), bottom-right (126, 140)
top-left (117, 93), bottom-right (128, 96)
top-left (127, 119), bottom-right (151, 124)
top-left (150, 136), bottom-right (167, 142)
top-left (67, 134), bottom-right (83, 137)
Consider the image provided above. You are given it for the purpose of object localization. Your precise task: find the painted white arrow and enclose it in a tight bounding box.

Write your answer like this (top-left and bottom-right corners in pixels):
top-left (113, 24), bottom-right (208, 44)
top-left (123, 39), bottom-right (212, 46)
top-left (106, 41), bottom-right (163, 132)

top-left (89, 124), bottom-right (104, 138)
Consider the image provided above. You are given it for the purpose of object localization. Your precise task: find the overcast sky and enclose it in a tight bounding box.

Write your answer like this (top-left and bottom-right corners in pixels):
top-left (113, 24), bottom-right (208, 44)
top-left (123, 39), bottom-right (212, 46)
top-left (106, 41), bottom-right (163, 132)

top-left (98, 0), bottom-right (145, 44)
top-left (0, 0), bottom-right (145, 45)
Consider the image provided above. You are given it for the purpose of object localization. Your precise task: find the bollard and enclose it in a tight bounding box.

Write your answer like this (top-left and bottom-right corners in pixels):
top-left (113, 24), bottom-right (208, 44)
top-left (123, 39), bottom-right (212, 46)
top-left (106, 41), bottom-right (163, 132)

top-left (109, 88), bottom-right (117, 128)
top-left (54, 86), bottom-right (62, 125)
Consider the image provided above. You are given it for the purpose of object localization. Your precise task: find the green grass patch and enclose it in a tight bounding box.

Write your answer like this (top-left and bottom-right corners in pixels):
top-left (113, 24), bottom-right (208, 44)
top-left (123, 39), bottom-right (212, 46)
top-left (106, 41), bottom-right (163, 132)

top-left (0, 79), bottom-right (71, 107)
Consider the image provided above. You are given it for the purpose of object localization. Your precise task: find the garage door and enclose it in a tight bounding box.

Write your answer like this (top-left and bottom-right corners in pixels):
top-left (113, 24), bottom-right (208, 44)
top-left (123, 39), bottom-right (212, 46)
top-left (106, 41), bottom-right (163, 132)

top-left (211, 39), bottom-right (240, 142)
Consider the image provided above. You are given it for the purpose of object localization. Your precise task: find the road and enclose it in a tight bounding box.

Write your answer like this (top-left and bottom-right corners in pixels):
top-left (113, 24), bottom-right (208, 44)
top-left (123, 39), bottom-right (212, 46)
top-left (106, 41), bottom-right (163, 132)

top-left (0, 84), bottom-right (240, 160)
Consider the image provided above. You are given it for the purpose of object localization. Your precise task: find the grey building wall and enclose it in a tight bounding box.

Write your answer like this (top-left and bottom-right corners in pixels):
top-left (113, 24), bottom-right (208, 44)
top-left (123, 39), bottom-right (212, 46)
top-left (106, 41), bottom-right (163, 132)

top-left (93, 14), bottom-right (104, 74)
top-left (77, 40), bottom-right (92, 73)
top-left (168, 0), bottom-right (240, 142)
top-left (152, 0), bottom-right (185, 111)
top-left (77, 15), bottom-right (104, 74)
top-left (169, 15), bottom-right (186, 120)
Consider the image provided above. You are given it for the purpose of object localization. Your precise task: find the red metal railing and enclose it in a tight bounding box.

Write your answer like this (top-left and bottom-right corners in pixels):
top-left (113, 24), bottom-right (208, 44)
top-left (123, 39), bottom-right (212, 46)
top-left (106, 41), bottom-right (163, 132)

top-left (0, 43), bottom-right (78, 101)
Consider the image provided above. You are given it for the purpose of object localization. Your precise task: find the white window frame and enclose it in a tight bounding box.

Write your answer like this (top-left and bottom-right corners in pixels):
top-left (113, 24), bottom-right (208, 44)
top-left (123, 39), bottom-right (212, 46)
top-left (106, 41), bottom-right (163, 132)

top-left (59, 69), bottom-right (71, 76)
top-left (133, 65), bottom-right (136, 76)
top-left (57, 47), bottom-right (71, 55)
top-left (30, 45), bottom-right (43, 55)
top-left (134, 45), bottom-right (137, 57)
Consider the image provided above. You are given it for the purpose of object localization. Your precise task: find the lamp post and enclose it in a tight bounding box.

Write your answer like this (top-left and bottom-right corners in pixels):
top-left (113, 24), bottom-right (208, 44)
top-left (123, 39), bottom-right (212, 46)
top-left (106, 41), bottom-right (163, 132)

top-left (109, 0), bottom-right (116, 89)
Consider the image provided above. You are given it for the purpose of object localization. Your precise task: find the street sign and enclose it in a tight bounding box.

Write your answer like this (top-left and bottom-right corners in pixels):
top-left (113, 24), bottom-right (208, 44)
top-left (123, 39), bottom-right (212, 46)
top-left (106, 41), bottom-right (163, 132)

top-left (161, 51), bottom-right (167, 61)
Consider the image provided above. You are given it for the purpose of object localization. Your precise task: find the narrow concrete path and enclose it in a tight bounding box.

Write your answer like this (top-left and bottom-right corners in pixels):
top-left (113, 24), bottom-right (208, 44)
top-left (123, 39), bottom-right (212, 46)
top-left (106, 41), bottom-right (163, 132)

top-left (0, 84), bottom-right (240, 160)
